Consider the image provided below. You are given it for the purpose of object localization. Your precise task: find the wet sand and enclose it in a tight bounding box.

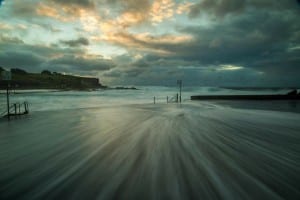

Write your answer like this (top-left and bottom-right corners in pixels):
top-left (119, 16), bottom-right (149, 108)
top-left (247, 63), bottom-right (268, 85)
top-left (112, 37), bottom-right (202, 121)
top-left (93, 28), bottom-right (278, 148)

top-left (0, 102), bottom-right (300, 199)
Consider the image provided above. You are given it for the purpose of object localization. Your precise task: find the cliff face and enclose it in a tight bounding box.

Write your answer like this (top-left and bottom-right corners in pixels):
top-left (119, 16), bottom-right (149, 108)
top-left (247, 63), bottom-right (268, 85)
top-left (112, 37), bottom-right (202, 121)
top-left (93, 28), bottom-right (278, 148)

top-left (0, 71), bottom-right (103, 90)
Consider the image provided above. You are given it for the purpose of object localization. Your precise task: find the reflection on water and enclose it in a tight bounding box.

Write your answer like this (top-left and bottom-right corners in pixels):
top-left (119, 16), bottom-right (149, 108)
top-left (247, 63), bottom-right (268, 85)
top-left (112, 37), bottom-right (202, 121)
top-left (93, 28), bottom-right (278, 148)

top-left (0, 103), bottom-right (300, 199)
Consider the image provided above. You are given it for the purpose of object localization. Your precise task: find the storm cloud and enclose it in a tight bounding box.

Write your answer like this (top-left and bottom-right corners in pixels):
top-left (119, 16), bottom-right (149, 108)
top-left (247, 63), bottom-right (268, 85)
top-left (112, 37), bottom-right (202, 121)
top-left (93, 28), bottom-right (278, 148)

top-left (49, 0), bottom-right (95, 8)
top-left (0, 35), bottom-right (113, 75)
top-left (60, 37), bottom-right (90, 47)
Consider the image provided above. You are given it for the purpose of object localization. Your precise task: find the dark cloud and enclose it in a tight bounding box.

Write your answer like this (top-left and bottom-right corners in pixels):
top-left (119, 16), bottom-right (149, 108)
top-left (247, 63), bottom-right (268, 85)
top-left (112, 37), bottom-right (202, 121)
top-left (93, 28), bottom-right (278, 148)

top-left (0, 35), bottom-right (45, 71)
top-left (0, 36), bottom-right (113, 76)
top-left (48, 55), bottom-right (114, 72)
top-left (133, 10), bottom-right (300, 73)
top-left (0, 35), bottom-right (24, 44)
top-left (119, 0), bottom-right (151, 13)
top-left (0, 51), bottom-right (44, 69)
top-left (35, 23), bottom-right (62, 33)
top-left (189, 0), bottom-right (246, 18)
top-left (177, 11), bottom-right (300, 74)
top-left (60, 37), bottom-right (89, 47)
top-left (100, 4), bottom-right (300, 86)
top-left (189, 0), bottom-right (300, 18)
top-left (48, 0), bottom-right (95, 8)
top-left (11, 0), bottom-right (37, 17)
top-left (101, 0), bottom-right (151, 12)
top-left (9, 0), bottom-right (95, 20)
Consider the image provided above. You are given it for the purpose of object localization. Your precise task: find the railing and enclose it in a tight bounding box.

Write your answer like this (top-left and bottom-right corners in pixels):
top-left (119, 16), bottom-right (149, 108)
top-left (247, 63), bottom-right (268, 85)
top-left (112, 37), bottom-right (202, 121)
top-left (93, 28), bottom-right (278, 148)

top-left (168, 94), bottom-right (180, 103)
top-left (1, 102), bottom-right (29, 118)
top-left (153, 94), bottom-right (180, 104)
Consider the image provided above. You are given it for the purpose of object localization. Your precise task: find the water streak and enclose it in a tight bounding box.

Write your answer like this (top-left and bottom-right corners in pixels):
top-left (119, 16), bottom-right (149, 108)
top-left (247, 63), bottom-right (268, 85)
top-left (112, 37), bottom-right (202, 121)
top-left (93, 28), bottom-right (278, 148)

top-left (0, 103), bottom-right (299, 199)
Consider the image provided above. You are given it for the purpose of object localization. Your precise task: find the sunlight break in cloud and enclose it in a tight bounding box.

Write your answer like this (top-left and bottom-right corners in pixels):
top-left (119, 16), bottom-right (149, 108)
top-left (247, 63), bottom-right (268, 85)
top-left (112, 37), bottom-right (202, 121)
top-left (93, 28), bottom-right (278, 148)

top-left (100, 32), bottom-right (193, 55)
top-left (79, 9), bottom-right (101, 32)
top-left (218, 65), bottom-right (244, 71)
top-left (150, 0), bottom-right (175, 24)
top-left (36, 3), bottom-right (77, 22)
top-left (176, 1), bottom-right (193, 15)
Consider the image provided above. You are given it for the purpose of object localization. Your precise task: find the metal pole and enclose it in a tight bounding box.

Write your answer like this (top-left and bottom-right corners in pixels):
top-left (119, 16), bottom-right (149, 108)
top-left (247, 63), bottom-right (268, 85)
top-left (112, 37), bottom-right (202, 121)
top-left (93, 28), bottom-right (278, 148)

top-left (179, 83), bottom-right (182, 103)
top-left (6, 82), bottom-right (10, 120)
top-left (177, 80), bottom-right (182, 103)
top-left (24, 102), bottom-right (28, 113)
top-left (179, 80), bottom-right (182, 103)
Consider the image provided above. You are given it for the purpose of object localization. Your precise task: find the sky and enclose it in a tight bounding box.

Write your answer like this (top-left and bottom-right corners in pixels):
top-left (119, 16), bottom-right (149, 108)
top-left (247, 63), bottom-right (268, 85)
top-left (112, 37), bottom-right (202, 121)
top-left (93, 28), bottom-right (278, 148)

top-left (0, 0), bottom-right (300, 87)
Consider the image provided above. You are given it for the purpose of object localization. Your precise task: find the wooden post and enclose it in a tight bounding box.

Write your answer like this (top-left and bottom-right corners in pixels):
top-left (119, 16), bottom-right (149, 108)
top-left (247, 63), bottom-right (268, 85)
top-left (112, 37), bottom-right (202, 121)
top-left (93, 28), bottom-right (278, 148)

top-left (167, 96), bottom-right (169, 103)
top-left (154, 96), bottom-right (156, 104)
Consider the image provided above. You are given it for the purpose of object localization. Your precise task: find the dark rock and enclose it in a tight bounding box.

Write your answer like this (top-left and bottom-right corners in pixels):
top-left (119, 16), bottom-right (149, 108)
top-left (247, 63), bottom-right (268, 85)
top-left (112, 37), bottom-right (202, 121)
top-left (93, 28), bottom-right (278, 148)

top-left (114, 86), bottom-right (138, 90)
top-left (287, 89), bottom-right (297, 95)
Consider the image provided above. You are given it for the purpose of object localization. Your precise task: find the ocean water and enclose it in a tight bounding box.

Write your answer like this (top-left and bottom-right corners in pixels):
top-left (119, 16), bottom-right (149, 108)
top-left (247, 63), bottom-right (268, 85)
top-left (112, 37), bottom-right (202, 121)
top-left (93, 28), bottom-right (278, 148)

top-left (0, 87), bottom-right (300, 199)
top-left (0, 86), bottom-right (297, 112)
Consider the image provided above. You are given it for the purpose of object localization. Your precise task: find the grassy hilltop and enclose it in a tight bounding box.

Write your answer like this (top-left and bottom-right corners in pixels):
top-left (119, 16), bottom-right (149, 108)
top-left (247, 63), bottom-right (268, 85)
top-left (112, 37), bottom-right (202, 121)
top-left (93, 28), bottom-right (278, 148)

top-left (0, 67), bottom-right (104, 90)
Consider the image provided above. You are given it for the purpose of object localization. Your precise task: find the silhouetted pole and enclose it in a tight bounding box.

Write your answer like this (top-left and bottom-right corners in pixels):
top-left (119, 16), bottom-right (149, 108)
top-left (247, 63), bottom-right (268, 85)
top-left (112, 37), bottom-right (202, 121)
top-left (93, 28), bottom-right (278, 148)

top-left (153, 96), bottom-right (156, 104)
top-left (6, 82), bottom-right (10, 120)
top-left (177, 80), bottom-right (182, 103)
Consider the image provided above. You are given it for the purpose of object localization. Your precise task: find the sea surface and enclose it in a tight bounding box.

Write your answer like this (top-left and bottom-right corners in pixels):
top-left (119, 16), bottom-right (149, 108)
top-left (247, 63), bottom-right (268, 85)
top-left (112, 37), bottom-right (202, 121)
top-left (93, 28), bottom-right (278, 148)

top-left (1, 86), bottom-right (299, 112)
top-left (0, 87), bottom-right (300, 199)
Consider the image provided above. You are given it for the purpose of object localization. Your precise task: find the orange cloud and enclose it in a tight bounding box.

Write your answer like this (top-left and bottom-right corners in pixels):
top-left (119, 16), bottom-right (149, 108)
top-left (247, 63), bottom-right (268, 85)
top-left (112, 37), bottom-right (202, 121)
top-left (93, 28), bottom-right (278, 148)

top-left (100, 31), bottom-right (193, 55)
top-left (36, 3), bottom-right (76, 22)
top-left (150, 0), bottom-right (175, 24)
top-left (35, 0), bottom-right (194, 57)
top-left (0, 23), bottom-right (13, 30)
top-left (176, 2), bottom-right (193, 14)
top-left (79, 9), bottom-right (101, 32)
top-left (118, 12), bottom-right (146, 27)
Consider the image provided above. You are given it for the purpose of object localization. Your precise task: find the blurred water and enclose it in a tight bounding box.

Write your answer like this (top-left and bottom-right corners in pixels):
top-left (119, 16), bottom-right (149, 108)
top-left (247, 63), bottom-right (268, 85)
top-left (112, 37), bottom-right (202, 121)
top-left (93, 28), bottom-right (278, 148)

top-left (0, 87), bottom-right (300, 199)
top-left (0, 86), bottom-right (296, 112)
top-left (0, 103), bottom-right (299, 199)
